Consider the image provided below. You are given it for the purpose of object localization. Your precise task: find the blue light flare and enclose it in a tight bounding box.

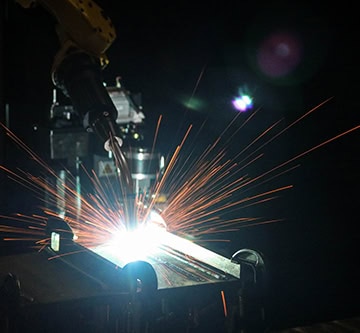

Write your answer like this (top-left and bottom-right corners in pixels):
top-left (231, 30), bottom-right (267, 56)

top-left (232, 94), bottom-right (253, 112)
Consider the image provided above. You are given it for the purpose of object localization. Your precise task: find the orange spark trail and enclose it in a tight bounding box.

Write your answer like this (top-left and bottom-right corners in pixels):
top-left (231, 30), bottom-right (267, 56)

top-left (236, 97), bottom-right (334, 163)
top-left (0, 94), bottom-right (359, 252)
top-left (184, 64), bottom-right (207, 110)
top-left (240, 124), bottom-right (360, 191)
top-left (150, 114), bottom-right (163, 156)
top-left (156, 99), bottom-right (359, 240)
top-left (221, 290), bottom-right (228, 317)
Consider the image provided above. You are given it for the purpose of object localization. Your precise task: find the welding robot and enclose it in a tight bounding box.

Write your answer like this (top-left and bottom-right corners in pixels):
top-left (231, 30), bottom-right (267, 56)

top-left (0, 1), bottom-right (268, 332)
top-left (16, 0), bottom-right (139, 225)
top-left (5, 0), bottom-right (160, 326)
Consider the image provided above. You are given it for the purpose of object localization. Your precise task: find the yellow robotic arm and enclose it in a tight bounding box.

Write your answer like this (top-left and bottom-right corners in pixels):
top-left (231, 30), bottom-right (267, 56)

top-left (15, 0), bottom-right (116, 67)
top-left (15, 0), bottom-right (118, 138)
top-left (15, 0), bottom-right (134, 195)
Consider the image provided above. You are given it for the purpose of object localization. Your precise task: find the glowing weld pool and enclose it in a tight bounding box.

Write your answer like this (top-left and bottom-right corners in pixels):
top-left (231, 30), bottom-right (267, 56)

top-left (90, 227), bottom-right (241, 289)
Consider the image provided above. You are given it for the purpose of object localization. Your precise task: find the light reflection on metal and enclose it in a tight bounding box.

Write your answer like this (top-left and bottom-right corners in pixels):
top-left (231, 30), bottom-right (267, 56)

top-left (90, 222), bottom-right (241, 289)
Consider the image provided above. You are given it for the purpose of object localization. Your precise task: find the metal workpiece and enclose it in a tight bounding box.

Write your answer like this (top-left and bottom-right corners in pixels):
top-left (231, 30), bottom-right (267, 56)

top-left (0, 220), bottom-right (267, 332)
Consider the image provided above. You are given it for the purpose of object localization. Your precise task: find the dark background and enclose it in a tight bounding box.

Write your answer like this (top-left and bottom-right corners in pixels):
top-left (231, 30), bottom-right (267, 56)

top-left (1, 0), bottom-right (360, 330)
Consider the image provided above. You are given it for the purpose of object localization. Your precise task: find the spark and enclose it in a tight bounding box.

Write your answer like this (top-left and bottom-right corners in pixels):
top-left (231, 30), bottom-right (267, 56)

top-left (153, 98), bottom-right (359, 240)
top-left (0, 98), bottom-right (359, 254)
top-left (221, 290), bottom-right (228, 317)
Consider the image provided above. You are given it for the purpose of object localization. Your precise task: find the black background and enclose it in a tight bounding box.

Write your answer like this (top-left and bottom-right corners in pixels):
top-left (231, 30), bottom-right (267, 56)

top-left (1, 0), bottom-right (360, 330)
